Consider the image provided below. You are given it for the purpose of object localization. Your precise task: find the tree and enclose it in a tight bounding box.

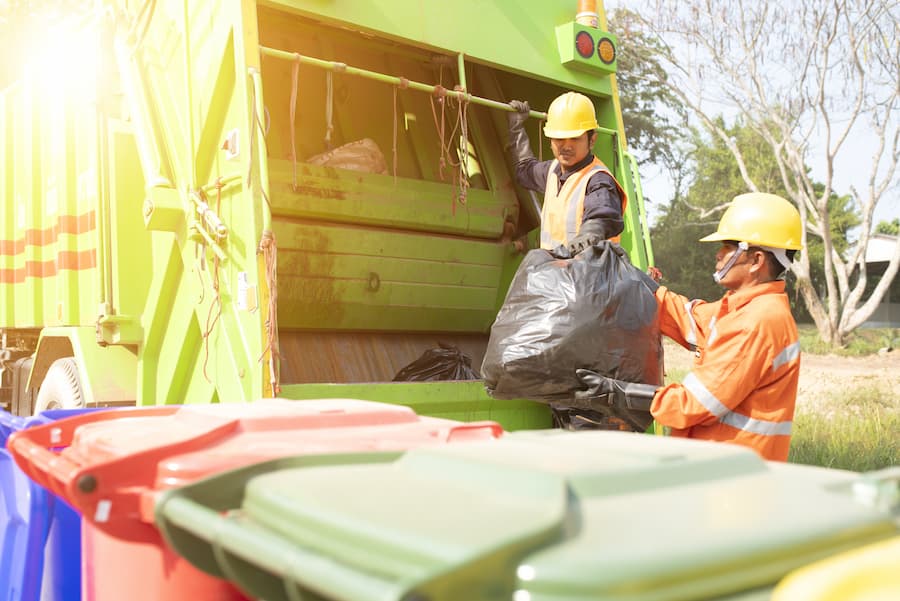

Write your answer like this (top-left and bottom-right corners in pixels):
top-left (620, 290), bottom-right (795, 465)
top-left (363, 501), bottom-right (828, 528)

top-left (636, 0), bottom-right (900, 345)
top-left (651, 119), bottom-right (860, 312)
top-left (609, 8), bottom-right (687, 170)
top-left (876, 218), bottom-right (900, 236)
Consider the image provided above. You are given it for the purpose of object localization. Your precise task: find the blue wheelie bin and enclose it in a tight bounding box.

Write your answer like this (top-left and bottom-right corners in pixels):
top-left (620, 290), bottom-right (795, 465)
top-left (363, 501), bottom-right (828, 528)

top-left (1, 408), bottom-right (102, 601)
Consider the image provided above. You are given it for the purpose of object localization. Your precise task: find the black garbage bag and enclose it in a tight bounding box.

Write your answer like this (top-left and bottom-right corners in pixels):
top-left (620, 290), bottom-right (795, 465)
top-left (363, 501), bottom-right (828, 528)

top-left (393, 343), bottom-right (480, 382)
top-left (481, 242), bottom-right (662, 429)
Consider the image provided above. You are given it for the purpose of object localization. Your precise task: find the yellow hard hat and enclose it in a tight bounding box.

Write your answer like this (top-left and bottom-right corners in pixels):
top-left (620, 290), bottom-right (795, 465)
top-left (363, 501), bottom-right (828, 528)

top-left (700, 192), bottom-right (803, 250)
top-left (543, 92), bottom-right (599, 138)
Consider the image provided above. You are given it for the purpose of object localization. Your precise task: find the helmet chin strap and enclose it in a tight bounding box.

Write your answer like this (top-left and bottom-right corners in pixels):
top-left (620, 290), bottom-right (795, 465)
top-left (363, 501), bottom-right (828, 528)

top-left (713, 241), bottom-right (749, 283)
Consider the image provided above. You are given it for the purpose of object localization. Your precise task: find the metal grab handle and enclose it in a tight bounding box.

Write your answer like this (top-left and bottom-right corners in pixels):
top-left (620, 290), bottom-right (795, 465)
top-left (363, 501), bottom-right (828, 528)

top-left (261, 45), bottom-right (553, 120)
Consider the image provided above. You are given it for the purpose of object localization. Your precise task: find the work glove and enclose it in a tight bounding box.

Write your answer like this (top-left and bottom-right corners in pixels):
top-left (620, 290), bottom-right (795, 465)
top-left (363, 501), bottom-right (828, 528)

top-left (566, 219), bottom-right (609, 256)
top-left (507, 100), bottom-right (535, 165)
top-left (573, 369), bottom-right (659, 413)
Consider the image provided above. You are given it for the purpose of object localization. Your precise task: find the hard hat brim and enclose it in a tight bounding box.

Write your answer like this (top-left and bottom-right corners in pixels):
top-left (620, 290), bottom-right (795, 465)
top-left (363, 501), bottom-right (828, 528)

top-left (543, 126), bottom-right (595, 139)
top-left (699, 232), bottom-right (729, 243)
top-left (699, 230), bottom-right (803, 250)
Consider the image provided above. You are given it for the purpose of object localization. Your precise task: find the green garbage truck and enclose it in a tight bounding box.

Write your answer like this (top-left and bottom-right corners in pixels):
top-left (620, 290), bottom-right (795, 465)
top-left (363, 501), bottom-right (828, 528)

top-left (0, 0), bottom-right (654, 424)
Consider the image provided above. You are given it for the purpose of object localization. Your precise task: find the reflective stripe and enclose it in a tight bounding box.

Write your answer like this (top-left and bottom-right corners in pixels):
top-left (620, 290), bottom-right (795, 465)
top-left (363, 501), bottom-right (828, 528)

top-left (721, 412), bottom-right (793, 436)
top-left (564, 179), bottom-right (582, 242)
top-left (683, 372), bottom-right (729, 417)
top-left (772, 341), bottom-right (800, 371)
top-left (685, 372), bottom-right (793, 437)
top-left (683, 300), bottom-right (701, 347)
top-left (707, 316), bottom-right (719, 347)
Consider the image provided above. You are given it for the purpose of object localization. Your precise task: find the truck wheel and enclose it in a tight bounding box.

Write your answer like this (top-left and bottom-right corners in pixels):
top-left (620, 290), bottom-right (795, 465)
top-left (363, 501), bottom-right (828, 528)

top-left (34, 357), bottom-right (85, 413)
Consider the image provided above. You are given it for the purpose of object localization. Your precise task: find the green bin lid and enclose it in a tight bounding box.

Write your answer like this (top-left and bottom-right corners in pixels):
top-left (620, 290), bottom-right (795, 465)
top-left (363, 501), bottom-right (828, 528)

top-left (156, 431), bottom-right (897, 601)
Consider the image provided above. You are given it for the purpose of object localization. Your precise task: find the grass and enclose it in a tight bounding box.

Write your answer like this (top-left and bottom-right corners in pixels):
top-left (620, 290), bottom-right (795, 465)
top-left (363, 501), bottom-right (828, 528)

top-left (788, 384), bottom-right (899, 472)
top-left (798, 325), bottom-right (900, 356)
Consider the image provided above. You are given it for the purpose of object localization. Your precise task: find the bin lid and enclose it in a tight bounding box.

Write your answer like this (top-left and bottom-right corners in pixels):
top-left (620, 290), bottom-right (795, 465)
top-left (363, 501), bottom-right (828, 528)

top-left (156, 430), bottom-right (898, 601)
top-left (771, 534), bottom-right (900, 601)
top-left (7, 399), bottom-right (501, 538)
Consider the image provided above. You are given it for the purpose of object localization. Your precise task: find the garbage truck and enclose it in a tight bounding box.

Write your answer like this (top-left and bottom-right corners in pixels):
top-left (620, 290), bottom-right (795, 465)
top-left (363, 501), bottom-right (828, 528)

top-left (0, 0), bottom-right (654, 424)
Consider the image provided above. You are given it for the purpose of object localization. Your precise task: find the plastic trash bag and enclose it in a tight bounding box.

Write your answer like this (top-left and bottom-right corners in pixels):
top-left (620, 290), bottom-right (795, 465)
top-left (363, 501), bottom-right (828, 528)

top-left (482, 241), bottom-right (662, 415)
top-left (306, 138), bottom-right (388, 175)
top-left (393, 344), bottom-right (480, 382)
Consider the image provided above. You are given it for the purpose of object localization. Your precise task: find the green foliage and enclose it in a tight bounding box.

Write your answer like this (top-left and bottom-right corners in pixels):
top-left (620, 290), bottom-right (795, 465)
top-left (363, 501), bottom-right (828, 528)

top-left (875, 218), bottom-right (900, 235)
top-left (650, 119), bottom-right (862, 310)
top-left (789, 385), bottom-right (899, 471)
top-left (609, 8), bottom-right (687, 169)
top-left (650, 120), bottom-right (783, 301)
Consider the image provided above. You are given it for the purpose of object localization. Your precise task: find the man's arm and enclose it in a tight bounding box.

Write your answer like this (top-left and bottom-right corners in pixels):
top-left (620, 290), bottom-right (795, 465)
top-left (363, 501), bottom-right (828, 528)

top-left (507, 100), bottom-right (550, 193)
top-left (581, 171), bottom-right (624, 239)
top-left (565, 172), bottom-right (624, 254)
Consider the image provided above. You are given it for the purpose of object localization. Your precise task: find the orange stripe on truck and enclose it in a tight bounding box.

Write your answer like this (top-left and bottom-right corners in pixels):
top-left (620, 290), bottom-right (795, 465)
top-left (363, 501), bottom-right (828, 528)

top-left (0, 211), bottom-right (96, 256)
top-left (0, 249), bottom-right (98, 283)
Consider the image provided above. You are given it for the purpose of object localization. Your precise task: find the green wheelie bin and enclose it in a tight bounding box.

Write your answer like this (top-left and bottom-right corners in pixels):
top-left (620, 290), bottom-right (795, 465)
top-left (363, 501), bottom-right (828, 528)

top-left (154, 430), bottom-right (899, 601)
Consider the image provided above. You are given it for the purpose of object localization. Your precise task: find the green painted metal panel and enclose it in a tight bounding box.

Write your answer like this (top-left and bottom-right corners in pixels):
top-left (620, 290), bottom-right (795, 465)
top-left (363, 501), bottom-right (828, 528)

top-left (279, 381), bottom-right (551, 431)
top-left (268, 161), bottom-right (512, 239)
top-left (155, 432), bottom-right (897, 601)
top-left (262, 0), bottom-right (617, 95)
top-left (274, 218), bottom-right (512, 331)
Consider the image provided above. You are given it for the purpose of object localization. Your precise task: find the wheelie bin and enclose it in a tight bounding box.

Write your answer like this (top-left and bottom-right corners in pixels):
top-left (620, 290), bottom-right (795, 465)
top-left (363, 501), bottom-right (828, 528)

top-left (6, 399), bottom-right (502, 601)
top-left (1, 408), bottom-right (101, 601)
top-left (154, 429), bottom-right (898, 601)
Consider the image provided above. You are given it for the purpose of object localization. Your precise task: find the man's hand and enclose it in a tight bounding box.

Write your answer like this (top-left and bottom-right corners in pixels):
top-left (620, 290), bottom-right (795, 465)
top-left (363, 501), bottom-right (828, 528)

top-left (507, 100), bottom-right (530, 130)
top-left (566, 220), bottom-right (608, 256)
top-left (574, 369), bottom-right (658, 412)
top-left (648, 266), bottom-right (663, 283)
top-left (507, 100), bottom-right (535, 165)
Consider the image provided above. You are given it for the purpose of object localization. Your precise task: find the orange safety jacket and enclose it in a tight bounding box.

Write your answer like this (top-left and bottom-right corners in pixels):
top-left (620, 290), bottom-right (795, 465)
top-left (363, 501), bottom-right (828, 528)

top-left (650, 281), bottom-right (800, 461)
top-left (540, 157), bottom-right (627, 250)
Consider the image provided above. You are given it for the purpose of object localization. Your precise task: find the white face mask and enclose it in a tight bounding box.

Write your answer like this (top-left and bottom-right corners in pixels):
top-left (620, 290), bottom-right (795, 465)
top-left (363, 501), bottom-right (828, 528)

top-left (713, 241), bottom-right (748, 284)
top-left (712, 243), bottom-right (794, 284)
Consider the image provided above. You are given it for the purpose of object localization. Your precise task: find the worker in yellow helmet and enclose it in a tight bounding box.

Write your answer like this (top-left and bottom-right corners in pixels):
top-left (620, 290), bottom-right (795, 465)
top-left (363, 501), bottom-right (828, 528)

top-left (575, 193), bottom-right (804, 461)
top-left (508, 91), bottom-right (627, 254)
top-left (508, 91), bottom-right (631, 431)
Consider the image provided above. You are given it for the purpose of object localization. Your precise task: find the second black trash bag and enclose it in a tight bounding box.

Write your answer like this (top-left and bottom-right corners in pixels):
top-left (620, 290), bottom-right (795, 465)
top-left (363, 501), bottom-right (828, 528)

top-left (482, 241), bottom-right (662, 406)
top-left (392, 343), bottom-right (480, 382)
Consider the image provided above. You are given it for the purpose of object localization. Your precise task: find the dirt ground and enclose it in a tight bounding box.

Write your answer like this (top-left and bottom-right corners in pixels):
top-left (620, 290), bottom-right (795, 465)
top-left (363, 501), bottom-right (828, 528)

top-left (662, 339), bottom-right (900, 413)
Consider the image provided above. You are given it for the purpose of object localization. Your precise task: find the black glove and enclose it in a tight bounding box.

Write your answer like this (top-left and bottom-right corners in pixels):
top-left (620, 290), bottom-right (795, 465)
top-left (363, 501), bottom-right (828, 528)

top-left (507, 100), bottom-right (535, 165)
top-left (567, 219), bottom-right (609, 256)
top-left (573, 369), bottom-right (658, 412)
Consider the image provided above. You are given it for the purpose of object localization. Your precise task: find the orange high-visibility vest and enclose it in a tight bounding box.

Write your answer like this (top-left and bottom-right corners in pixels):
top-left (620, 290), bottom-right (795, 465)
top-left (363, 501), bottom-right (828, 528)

top-left (650, 281), bottom-right (801, 461)
top-left (540, 157), bottom-right (627, 250)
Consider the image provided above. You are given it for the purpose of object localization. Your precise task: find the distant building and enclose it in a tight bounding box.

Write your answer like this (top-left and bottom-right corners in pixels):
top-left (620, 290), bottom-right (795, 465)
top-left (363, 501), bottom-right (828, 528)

top-left (860, 233), bottom-right (900, 328)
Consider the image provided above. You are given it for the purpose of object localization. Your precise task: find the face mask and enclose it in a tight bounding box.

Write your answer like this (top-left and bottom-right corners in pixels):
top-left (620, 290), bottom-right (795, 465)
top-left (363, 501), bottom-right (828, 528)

top-left (713, 241), bottom-right (749, 284)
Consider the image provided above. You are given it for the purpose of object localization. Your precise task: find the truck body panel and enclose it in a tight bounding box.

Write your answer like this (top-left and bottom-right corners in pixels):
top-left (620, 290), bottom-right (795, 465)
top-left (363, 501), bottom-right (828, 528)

top-left (1, 0), bottom-right (651, 426)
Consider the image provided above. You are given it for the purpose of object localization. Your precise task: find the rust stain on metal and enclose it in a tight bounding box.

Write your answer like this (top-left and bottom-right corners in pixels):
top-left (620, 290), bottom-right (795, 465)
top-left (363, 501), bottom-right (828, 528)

top-left (291, 184), bottom-right (347, 201)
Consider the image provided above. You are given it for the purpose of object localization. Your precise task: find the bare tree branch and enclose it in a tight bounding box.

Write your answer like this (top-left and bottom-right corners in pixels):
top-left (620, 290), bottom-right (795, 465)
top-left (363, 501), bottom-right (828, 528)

top-left (640, 0), bottom-right (900, 345)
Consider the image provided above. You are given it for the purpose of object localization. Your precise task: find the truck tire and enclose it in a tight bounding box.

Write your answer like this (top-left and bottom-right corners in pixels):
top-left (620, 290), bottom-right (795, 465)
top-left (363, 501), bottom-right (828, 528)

top-left (34, 357), bottom-right (85, 413)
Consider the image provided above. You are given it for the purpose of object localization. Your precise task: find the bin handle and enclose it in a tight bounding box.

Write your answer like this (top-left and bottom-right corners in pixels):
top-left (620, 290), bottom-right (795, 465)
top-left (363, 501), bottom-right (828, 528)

top-left (445, 421), bottom-right (504, 442)
top-left (7, 406), bottom-right (179, 495)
